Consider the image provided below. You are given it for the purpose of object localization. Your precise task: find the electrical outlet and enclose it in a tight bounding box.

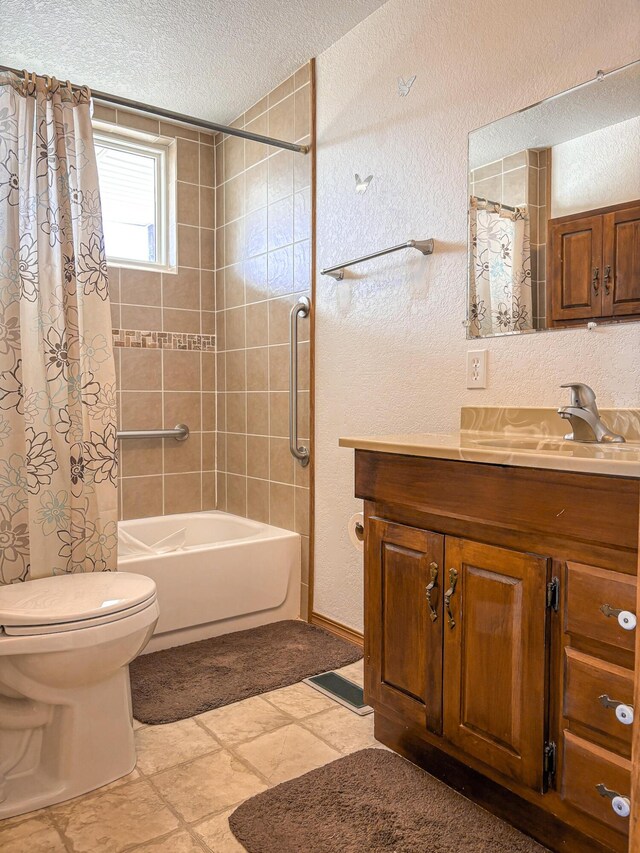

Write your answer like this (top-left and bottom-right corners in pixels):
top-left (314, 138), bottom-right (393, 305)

top-left (466, 350), bottom-right (488, 389)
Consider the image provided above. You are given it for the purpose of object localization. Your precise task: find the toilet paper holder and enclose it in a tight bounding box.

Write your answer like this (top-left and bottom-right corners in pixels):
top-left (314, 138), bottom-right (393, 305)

top-left (354, 521), bottom-right (364, 542)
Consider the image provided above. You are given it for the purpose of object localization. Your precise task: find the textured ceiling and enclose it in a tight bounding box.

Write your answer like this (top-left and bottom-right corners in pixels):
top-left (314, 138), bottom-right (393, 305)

top-left (1, 0), bottom-right (387, 123)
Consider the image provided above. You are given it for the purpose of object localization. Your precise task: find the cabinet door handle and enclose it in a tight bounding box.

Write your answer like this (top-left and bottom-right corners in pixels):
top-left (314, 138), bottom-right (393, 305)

top-left (604, 265), bottom-right (612, 294)
top-left (425, 562), bottom-right (439, 622)
top-left (600, 604), bottom-right (637, 631)
top-left (444, 568), bottom-right (458, 630)
top-left (592, 267), bottom-right (600, 293)
top-left (599, 694), bottom-right (634, 726)
top-left (596, 783), bottom-right (631, 818)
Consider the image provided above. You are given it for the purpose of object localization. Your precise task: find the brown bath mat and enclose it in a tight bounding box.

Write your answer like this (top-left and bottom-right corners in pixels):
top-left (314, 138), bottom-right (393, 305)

top-left (229, 749), bottom-right (549, 853)
top-left (129, 620), bottom-right (363, 724)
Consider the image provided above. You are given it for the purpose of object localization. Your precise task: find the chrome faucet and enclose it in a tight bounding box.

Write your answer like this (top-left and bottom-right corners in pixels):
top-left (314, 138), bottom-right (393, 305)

top-left (557, 383), bottom-right (625, 443)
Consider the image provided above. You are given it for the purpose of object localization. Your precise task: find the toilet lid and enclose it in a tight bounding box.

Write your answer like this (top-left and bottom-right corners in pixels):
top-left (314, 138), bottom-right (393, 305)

top-left (0, 572), bottom-right (157, 632)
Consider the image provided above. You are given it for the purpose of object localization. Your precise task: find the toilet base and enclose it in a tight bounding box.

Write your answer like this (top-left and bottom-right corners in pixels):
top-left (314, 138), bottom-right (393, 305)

top-left (0, 666), bottom-right (136, 819)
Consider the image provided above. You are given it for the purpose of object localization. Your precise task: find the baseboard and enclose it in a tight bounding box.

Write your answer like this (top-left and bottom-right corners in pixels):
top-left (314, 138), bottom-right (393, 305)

top-left (310, 612), bottom-right (364, 648)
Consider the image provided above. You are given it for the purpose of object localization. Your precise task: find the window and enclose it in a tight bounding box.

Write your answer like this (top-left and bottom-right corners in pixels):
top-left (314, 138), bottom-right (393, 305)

top-left (94, 128), bottom-right (175, 271)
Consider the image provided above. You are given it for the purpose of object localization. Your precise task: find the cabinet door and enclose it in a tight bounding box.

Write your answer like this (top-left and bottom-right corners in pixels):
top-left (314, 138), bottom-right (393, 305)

top-left (443, 538), bottom-right (550, 790)
top-left (602, 204), bottom-right (640, 317)
top-left (549, 215), bottom-right (602, 323)
top-left (366, 518), bottom-right (444, 733)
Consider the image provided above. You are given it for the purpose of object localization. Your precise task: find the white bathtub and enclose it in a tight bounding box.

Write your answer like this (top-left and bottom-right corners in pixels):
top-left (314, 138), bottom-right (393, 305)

top-left (118, 511), bottom-right (301, 652)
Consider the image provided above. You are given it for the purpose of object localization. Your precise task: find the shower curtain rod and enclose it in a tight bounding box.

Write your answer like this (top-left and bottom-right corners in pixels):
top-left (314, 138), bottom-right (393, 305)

top-left (0, 63), bottom-right (309, 155)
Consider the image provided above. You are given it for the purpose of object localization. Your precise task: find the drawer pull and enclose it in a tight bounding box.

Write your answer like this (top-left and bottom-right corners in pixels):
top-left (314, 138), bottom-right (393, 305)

top-left (425, 562), bottom-right (439, 622)
top-left (600, 604), bottom-right (637, 631)
top-left (444, 568), bottom-right (458, 630)
top-left (596, 783), bottom-right (631, 818)
top-left (599, 694), bottom-right (634, 725)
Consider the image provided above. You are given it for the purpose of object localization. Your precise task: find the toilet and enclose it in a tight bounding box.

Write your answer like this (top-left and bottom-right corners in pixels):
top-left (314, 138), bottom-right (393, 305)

top-left (0, 572), bottom-right (159, 819)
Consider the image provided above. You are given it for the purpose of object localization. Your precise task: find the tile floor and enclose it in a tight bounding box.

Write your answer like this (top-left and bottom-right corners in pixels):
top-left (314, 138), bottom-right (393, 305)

top-left (0, 659), bottom-right (382, 853)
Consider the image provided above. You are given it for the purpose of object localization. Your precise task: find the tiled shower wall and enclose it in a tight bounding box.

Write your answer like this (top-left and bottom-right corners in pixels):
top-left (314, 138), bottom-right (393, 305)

top-left (95, 104), bottom-right (217, 520)
top-left (215, 64), bottom-right (313, 613)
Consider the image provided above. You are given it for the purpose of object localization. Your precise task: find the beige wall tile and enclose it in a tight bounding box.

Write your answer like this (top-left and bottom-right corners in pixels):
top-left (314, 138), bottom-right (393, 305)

top-left (178, 224), bottom-right (200, 267)
top-left (294, 485), bottom-right (309, 535)
top-left (200, 186), bottom-right (215, 231)
top-left (226, 349), bottom-right (246, 391)
top-left (269, 437), bottom-right (294, 485)
top-left (121, 304), bottom-right (162, 331)
top-left (294, 63), bottom-right (311, 88)
top-left (200, 144), bottom-right (215, 188)
top-left (225, 306), bottom-right (246, 350)
top-left (268, 295), bottom-right (294, 345)
top-left (294, 85), bottom-right (311, 141)
top-left (202, 392), bottom-right (216, 431)
top-left (200, 228), bottom-right (215, 270)
top-left (268, 344), bottom-right (289, 392)
top-left (245, 95), bottom-right (268, 124)
top-left (223, 136), bottom-right (245, 181)
top-left (162, 267), bottom-right (200, 310)
top-left (245, 113), bottom-right (268, 169)
top-left (268, 150), bottom-right (293, 203)
top-left (120, 268), bottom-right (162, 306)
top-left (247, 392), bottom-right (268, 435)
top-left (116, 111), bottom-right (160, 135)
top-left (120, 349), bottom-right (162, 391)
top-left (121, 391), bottom-right (162, 430)
top-left (163, 308), bottom-right (201, 334)
top-left (269, 392), bottom-right (288, 437)
top-left (246, 346), bottom-right (268, 392)
top-left (226, 473), bottom-right (247, 515)
top-left (120, 441), bottom-right (163, 478)
top-left (245, 160), bottom-right (268, 213)
top-left (246, 300), bottom-right (268, 348)
top-left (224, 263), bottom-right (245, 309)
top-left (227, 392), bottom-right (247, 434)
top-left (244, 254), bottom-right (268, 303)
top-left (177, 181), bottom-right (199, 226)
top-left (163, 350), bottom-right (201, 391)
top-left (177, 138), bottom-right (199, 183)
top-left (202, 470), bottom-right (216, 508)
top-left (268, 196), bottom-right (293, 251)
top-left (164, 432), bottom-right (202, 474)
top-left (164, 391), bottom-right (202, 431)
top-left (267, 245), bottom-right (293, 297)
top-left (122, 476), bottom-right (163, 519)
top-left (268, 95), bottom-right (295, 142)
top-left (227, 433), bottom-right (246, 474)
top-left (164, 472), bottom-right (202, 513)
top-left (247, 435), bottom-right (269, 479)
top-left (244, 207), bottom-right (268, 258)
top-left (269, 482), bottom-right (294, 529)
top-left (269, 75), bottom-right (295, 107)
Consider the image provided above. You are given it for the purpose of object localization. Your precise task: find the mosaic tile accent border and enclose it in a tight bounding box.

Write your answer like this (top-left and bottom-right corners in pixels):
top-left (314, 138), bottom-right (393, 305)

top-left (112, 329), bottom-right (215, 351)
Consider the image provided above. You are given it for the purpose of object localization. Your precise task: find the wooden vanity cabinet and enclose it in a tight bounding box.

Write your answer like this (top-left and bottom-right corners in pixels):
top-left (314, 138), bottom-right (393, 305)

top-left (548, 199), bottom-right (640, 326)
top-left (356, 450), bottom-right (640, 853)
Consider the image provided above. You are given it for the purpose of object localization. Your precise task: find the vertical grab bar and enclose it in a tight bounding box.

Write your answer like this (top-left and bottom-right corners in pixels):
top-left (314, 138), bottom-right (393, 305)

top-left (289, 296), bottom-right (311, 467)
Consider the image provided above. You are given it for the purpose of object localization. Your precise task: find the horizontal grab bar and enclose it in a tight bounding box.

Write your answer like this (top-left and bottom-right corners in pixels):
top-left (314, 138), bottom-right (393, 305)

top-left (116, 424), bottom-right (190, 442)
top-left (321, 238), bottom-right (434, 280)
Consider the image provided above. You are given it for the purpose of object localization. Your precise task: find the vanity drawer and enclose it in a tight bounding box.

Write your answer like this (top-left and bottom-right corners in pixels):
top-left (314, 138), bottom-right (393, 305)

top-left (562, 732), bottom-right (631, 835)
top-left (564, 648), bottom-right (634, 755)
top-left (565, 562), bottom-right (637, 653)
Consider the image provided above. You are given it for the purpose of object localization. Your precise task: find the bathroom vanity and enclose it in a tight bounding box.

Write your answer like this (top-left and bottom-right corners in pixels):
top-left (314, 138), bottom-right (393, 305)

top-left (341, 408), bottom-right (640, 853)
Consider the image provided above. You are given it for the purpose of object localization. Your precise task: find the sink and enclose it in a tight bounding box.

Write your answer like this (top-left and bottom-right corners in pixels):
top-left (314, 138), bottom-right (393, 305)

top-left (472, 437), bottom-right (640, 455)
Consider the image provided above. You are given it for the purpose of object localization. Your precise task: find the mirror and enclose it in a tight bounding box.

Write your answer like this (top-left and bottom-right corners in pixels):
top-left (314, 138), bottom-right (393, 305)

top-left (466, 60), bottom-right (640, 338)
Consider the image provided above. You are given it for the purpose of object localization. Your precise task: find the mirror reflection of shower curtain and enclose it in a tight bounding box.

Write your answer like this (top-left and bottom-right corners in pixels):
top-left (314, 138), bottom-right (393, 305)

top-left (469, 200), bottom-right (533, 336)
top-left (0, 71), bottom-right (118, 584)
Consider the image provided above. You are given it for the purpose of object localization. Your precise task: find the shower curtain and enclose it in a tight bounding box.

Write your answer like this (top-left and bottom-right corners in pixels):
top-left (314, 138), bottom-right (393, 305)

top-left (468, 199), bottom-right (533, 336)
top-left (0, 71), bottom-right (117, 584)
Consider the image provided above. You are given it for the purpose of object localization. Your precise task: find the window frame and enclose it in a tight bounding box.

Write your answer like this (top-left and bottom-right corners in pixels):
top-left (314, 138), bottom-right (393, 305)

top-left (92, 123), bottom-right (176, 274)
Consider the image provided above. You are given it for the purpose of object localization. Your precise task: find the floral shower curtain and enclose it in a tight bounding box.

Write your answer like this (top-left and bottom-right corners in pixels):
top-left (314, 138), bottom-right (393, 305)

top-left (468, 199), bottom-right (533, 336)
top-left (0, 71), bottom-right (117, 584)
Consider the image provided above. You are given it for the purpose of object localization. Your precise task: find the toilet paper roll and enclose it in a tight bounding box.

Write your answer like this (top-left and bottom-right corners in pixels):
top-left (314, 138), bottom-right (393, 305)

top-left (348, 512), bottom-right (365, 553)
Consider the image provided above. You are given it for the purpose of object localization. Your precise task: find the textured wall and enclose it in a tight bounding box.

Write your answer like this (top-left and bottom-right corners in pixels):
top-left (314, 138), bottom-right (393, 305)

top-left (551, 116), bottom-right (640, 217)
top-left (314, 0), bottom-right (640, 631)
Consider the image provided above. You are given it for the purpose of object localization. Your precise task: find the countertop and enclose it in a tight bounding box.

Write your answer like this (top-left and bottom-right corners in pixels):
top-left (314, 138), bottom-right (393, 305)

top-left (339, 407), bottom-right (640, 479)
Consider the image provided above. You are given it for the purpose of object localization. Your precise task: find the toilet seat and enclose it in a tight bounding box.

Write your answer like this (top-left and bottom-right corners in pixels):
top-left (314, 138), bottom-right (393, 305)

top-left (0, 572), bottom-right (157, 636)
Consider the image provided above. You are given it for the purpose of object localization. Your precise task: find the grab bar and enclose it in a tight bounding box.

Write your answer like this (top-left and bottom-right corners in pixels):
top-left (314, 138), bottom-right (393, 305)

top-left (289, 297), bottom-right (311, 467)
top-left (321, 238), bottom-right (434, 280)
top-left (117, 424), bottom-right (190, 442)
